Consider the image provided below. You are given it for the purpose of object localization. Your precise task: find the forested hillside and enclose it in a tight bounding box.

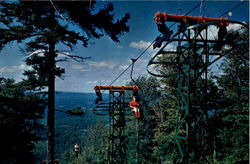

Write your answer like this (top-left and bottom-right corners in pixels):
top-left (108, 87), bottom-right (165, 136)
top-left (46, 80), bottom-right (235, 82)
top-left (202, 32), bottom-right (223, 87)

top-left (0, 1), bottom-right (248, 164)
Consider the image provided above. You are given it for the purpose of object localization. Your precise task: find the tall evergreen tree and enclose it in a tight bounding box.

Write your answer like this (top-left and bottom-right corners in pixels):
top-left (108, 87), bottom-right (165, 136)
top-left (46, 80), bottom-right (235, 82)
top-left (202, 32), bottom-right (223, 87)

top-left (151, 54), bottom-right (179, 163)
top-left (214, 29), bottom-right (249, 163)
top-left (0, 1), bottom-right (129, 163)
top-left (0, 78), bottom-right (45, 164)
top-left (151, 49), bottom-right (224, 163)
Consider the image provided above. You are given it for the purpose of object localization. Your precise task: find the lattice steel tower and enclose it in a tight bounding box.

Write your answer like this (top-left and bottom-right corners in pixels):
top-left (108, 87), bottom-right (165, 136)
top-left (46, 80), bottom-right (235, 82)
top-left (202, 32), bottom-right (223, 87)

top-left (94, 86), bottom-right (139, 164)
top-left (148, 12), bottom-right (248, 163)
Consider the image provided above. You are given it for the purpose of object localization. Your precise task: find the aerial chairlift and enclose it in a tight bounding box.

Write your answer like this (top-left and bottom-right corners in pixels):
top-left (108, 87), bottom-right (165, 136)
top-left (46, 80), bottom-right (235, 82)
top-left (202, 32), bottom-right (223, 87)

top-left (129, 95), bottom-right (141, 119)
top-left (93, 85), bottom-right (140, 164)
top-left (148, 11), bottom-right (248, 163)
top-left (156, 12), bottom-right (244, 49)
top-left (74, 143), bottom-right (80, 157)
top-left (153, 22), bottom-right (173, 49)
top-left (153, 12), bottom-right (230, 50)
top-left (94, 86), bottom-right (141, 118)
top-left (43, 107), bottom-right (84, 164)
top-left (148, 12), bottom-right (248, 78)
top-left (93, 89), bottom-right (109, 116)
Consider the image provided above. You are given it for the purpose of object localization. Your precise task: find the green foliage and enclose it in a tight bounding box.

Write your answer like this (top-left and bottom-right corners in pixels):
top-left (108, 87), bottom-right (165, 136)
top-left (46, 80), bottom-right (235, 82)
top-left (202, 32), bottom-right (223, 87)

top-left (0, 0), bottom-right (130, 86)
top-left (0, 1), bottom-right (130, 163)
top-left (127, 76), bottom-right (166, 163)
top-left (0, 1), bottom-right (130, 51)
top-left (213, 29), bottom-right (249, 162)
top-left (66, 108), bottom-right (85, 116)
top-left (0, 78), bottom-right (45, 164)
top-left (0, 1), bottom-right (248, 163)
top-left (141, 29), bottom-right (249, 163)
top-left (60, 119), bottom-right (109, 164)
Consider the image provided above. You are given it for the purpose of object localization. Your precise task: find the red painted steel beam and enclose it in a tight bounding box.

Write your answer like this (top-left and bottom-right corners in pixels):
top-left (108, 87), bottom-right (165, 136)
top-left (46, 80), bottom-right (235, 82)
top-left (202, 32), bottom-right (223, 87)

top-left (94, 86), bottom-right (139, 91)
top-left (154, 12), bottom-right (229, 26)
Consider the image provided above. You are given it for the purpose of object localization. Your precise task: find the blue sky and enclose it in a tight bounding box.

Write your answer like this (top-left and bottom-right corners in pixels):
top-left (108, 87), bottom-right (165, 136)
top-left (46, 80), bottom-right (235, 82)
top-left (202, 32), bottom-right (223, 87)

top-left (0, 1), bottom-right (249, 93)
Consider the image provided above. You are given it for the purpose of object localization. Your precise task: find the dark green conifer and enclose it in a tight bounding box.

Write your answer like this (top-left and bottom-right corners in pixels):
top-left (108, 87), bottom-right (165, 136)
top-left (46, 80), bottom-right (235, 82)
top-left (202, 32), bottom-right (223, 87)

top-left (0, 1), bottom-right (129, 163)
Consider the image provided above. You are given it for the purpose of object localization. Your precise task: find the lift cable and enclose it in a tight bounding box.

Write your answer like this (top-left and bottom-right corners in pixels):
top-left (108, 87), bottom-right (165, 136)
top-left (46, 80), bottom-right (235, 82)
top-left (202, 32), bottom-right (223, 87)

top-left (65, 38), bottom-right (156, 149)
top-left (153, 1), bottom-right (248, 162)
top-left (168, 0), bottom-right (206, 29)
top-left (218, 1), bottom-right (246, 18)
top-left (130, 59), bottom-right (139, 89)
top-left (48, 0), bottom-right (247, 162)
top-left (200, 0), bottom-right (204, 14)
top-left (94, 0), bottom-right (206, 108)
top-left (65, 0), bottom-right (211, 153)
top-left (129, 0), bottom-right (206, 89)
top-left (139, 1), bottom-right (207, 78)
top-left (85, 40), bottom-right (153, 115)
top-left (208, 0), bottom-right (247, 45)
top-left (109, 40), bottom-right (155, 87)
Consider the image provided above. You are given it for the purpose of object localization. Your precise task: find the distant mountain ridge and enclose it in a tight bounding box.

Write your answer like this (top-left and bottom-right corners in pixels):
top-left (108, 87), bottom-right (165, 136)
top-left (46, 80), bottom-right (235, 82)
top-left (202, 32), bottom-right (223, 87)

top-left (34, 92), bottom-right (108, 160)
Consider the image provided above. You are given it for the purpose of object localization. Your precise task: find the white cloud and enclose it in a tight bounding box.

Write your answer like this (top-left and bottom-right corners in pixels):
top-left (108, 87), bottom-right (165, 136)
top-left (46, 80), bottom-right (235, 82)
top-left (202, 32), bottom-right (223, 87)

top-left (117, 45), bottom-right (124, 49)
top-left (28, 49), bottom-right (45, 57)
top-left (129, 40), bottom-right (154, 52)
top-left (70, 64), bottom-right (85, 70)
top-left (150, 42), bottom-right (175, 58)
top-left (207, 25), bottom-right (219, 40)
top-left (228, 23), bottom-right (243, 31)
top-left (130, 40), bottom-right (150, 49)
top-left (115, 79), bottom-right (131, 83)
top-left (100, 80), bottom-right (111, 84)
top-left (191, 23), bottom-right (245, 41)
top-left (85, 80), bottom-right (99, 84)
top-left (165, 42), bottom-right (176, 51)
top-left (118, 64), bottom-right (130, 70)
top-left (136, 59), bottom-right (148, 63)
top-left (71, 60), bottom-right (130, 72)
top-left (0, 64), bottom-right (32, 73)
top-left (191, 25), bottom-right (218, 40)
top-left (57, 51), bottom-right (70, 57)
top-left (70, 64), bottom-right (90, 71)
top-left (88, 61), bottom-right (119, 69)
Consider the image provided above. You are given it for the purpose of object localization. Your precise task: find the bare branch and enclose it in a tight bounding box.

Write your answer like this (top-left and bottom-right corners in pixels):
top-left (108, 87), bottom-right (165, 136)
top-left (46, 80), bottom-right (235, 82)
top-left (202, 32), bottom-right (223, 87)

top-left (56, 58), bottom-right (69, 62)
top-left (57, 51), bottom-right (91, 62)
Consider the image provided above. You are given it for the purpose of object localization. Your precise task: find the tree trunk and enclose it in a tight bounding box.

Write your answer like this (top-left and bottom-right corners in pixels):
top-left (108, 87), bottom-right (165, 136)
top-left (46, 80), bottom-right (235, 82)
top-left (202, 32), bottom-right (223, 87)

top-left (47, 42), bottom-right (56, 164)
top-left (47, 4), bottom-right (56, 164)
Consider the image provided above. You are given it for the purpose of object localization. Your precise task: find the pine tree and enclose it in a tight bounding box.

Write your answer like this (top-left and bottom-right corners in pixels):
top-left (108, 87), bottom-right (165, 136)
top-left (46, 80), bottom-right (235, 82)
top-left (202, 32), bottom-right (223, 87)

top-left (0, 78), bottom-right (45, 164)
top-left (0, 1), bottom-right (129, 163)
top-left (214, 29), bottom-right (249, 163)
top-left (151, 49), bottom-right (223, 163)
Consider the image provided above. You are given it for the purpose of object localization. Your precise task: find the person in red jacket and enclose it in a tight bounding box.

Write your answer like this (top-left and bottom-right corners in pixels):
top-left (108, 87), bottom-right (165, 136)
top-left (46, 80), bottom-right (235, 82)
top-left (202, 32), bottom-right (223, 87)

top-left (129, 96), bottom-right (141, 118)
